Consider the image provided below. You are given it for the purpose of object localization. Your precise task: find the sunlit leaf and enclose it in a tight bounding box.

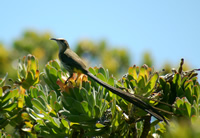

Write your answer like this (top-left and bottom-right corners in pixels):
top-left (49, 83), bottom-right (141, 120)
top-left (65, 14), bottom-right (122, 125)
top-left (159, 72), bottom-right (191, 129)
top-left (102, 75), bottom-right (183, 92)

top-left (32, 98), bottom-right (47, 112)
top-left (137, 75), bottom-right (145, 89)
top-left (2, 103), bottom-right (17, 111)
top-left (145, 72), bottom-right (158, 94)
top-left (184, 101), bottom-right (191, 117)
top-left (97, 73), bottom-right (106, 82)
top-left (49, 90), bottom-right (57, 108)
top-left (98, 67), bottom-right (107, 79)
top-left (50, 60), bottom-right (60, 70)
top-left (0, 73), bottom-right (8, 87)
top-left (88, 67), bottom-right (96, 75)
top-left (96, 122), bottom-right (105, 128)
top-left (61, 118), bottom-right (69, 128)
top-left (2, 91), bottom-right (12, 103)
top-left (0, 87), bottom-right (2, 97)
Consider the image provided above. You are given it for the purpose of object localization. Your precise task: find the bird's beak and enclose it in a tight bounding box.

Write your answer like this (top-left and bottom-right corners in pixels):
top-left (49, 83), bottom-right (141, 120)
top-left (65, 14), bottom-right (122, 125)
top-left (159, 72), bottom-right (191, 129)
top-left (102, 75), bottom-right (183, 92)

top-left (50, 38), bottom-right (57, 41)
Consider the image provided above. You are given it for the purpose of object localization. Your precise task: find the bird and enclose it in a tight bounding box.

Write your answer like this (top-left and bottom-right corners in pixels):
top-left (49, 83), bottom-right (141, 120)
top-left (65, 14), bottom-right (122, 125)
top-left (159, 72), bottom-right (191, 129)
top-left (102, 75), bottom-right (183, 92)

top-left (50, 38), bottom-right (168, 124)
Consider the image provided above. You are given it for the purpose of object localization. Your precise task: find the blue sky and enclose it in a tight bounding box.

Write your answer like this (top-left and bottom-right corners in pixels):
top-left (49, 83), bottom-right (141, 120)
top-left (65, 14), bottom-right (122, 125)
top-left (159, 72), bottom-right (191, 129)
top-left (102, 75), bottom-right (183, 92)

top-left (1, 0), bottom-right (200, 70)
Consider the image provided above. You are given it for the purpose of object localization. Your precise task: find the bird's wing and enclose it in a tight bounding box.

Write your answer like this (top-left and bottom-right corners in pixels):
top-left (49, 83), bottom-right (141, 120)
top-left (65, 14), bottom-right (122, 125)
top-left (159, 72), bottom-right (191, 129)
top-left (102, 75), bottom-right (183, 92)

top-left (62, 49), bottom-right (87, 72)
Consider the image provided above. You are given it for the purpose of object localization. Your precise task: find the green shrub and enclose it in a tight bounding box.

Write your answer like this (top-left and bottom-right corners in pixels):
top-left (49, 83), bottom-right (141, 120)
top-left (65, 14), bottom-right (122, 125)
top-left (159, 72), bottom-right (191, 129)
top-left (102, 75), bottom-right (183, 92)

top-left (0, 55), bottom-right (199, 137)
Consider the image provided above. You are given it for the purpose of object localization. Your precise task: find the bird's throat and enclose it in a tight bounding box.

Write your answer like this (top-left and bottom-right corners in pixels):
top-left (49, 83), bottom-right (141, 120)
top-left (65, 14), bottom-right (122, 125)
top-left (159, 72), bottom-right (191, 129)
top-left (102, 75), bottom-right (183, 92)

top-left (59, 45), bottom-right (67, 53)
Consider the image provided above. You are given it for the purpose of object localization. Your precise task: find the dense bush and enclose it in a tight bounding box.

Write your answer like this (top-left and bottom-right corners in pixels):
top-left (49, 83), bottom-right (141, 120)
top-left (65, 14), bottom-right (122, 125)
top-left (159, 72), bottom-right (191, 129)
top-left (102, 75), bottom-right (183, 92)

top-left (0, 55), bottom-right (199, 137)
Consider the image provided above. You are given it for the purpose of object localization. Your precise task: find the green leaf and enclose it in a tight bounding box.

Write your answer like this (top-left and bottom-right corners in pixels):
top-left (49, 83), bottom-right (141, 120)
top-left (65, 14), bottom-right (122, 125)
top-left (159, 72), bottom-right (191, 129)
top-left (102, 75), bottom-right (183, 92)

top-left (0, 118), bottom-right (9, 128)
top-left (128, 66), bottom-right (134, 75)
top-left (82, 81), bottom-right (91, 94)
top-left (34, 124), bottom-right (41, 132)
top-left (67, 114), bottom-right (93, 122)
top-left (181, 76), bottom-right (188, 86)
top-left (36, 119), bottom-right (44, 125)
top-left (72, 87), bottom-right (83, 102)
top-left (131, 65), bottom-right (138, 80)
top-left (177, 85), bottom-right (184, 97)
top-left (193, 85), bottom-right (199, 102)
top-left (52, 117), bottom-right (61, 128)
top-left (61, 118), bottom-right (69, 128)
top-left (31, 98), bottom-right (47, 112)
top-left (108, 77), bottom-right (114, 86)
top-left (62, 96), bottom-right (75, 109)
top-left (172, 73), bottom-right (181, 86)
top-left (10, 89), bottom-right (19, 98)
top-left (33, 70), bottom-right (40, 85)
top-left (169, 73), bottom-right (181, 104)
top-left (96, 122), bottom-right (105, 128)
top-left (163, 82), bottom-right (170, 101)
top-left (0, 87), bottom-right (2, 97)
top-left (30, 87), bottom-right (38, 98)
top-left (97, 73), bottom-right (106, 82)
top-left (25, 96), bottom-right (32, 108)
top-left (159, 77), bottom-right (166, 88)
top-left (30, 55), bottom-right (37, 74)
top-left (129, 79), bottom-right (137, 90)
top-left (94, 105), bottom-right (101, 118)
top-left (2, 91), bottom-right (12, 103)
top-left (79, 88), bottom-right (89, 102)
top-left (0, 73), bottom-right (8, 87)
top-left (37, 90), bottom-right (46, 100)
top-left (70, 100), bottom-right (87, 114)
top-left (98, 67), bottom-right (107, 79)
top-left (138, 66), bottom-right (148, 79)
top-left (47, 66), bottom-right (58, 83)
top-left (175, 98), bottom-right (183, 108)
top-left (49, 90), bottom-right (57, 108)
top-left (184, 101), bottom-right (191, 117)
top-left (100, 99), bottom-right (108, 116)
top-left (88, 67), bottom-right (96, 75)
top-left (54, 101), bottom-right (62, 112)
top-left (127, 74), bottom-right (134, 81)
top-left (37, 96), bottom-right (47, 108)
top-left (185, 85), bottom-right (192, 104)
top-left (57, 70), bottom-right (64, 83)
top-left (42, 75), bottom-right (58, 91)
top-left (81, 101), bottom-right (89, 115)
top-left (145, 72), bottom-right (158, 94)
top-left (18, 61), bottom-right (24, 77)
top-left (191, 105), bottom-right (196, 117)
top-left (137, 75), bottom-right (145, 89)
top-left (45, 64), bottom-right (59, 90)
top-left (50, 60), bottom-right (60, 70)
top-left (2, 103), bottom-right (17, 111)
top-left (26, 71), bottom-right (34, 84)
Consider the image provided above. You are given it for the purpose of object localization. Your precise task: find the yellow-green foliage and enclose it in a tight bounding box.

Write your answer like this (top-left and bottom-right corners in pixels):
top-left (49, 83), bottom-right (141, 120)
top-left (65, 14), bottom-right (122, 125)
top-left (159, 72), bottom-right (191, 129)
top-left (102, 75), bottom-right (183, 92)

top-left (0, 55), bottom-right (200, 137)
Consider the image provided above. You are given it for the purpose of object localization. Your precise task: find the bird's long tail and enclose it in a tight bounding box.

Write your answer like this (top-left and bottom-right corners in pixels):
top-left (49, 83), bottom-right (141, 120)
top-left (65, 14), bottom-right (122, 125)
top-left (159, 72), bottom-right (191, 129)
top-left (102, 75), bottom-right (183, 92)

top-left (85, 70), bottom-right (168, 124)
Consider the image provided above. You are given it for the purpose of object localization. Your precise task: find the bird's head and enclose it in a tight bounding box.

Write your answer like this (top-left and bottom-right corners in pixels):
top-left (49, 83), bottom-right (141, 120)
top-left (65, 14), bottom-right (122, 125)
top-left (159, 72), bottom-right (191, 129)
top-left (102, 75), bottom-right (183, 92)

top-left (50, 38), bottom-right (70, 50)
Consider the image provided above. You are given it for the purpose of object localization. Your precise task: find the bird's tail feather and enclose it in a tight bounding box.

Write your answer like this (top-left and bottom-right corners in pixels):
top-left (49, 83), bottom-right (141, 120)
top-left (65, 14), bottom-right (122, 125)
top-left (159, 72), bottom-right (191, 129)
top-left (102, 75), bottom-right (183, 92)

top-left (86, 71), bottom-right (168, 124)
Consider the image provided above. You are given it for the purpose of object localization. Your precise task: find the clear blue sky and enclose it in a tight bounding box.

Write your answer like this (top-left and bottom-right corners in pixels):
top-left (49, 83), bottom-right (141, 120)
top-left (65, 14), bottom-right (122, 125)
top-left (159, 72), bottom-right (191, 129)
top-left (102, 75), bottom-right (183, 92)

top-left (1, 0), bottom-right (200, 70)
